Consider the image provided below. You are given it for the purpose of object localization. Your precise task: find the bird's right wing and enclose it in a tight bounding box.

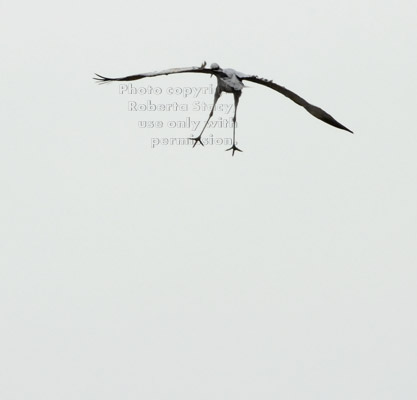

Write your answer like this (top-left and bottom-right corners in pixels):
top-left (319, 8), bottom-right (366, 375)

top-left (241, 75), bottom-right (353, 133)
top-left (94, 66), bottom-right (226, 83)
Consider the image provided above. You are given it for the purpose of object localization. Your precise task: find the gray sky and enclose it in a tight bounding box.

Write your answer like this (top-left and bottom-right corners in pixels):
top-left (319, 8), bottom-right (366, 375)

top-left (1, 0), bottom-right (417, 398)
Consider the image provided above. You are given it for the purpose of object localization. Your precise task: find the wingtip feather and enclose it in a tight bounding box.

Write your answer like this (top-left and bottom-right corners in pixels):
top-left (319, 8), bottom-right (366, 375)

top-left (93, 73), bottom-right (113, 85)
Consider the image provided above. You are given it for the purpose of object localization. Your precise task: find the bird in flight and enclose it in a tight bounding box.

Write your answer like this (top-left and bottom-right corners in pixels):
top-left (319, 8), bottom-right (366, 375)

top-left (94, 62), bottom-right (353, 156)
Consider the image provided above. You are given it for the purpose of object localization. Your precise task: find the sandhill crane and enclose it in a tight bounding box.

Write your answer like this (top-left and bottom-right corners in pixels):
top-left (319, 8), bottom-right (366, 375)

top-left (94, 62), bottom-right (353, 155)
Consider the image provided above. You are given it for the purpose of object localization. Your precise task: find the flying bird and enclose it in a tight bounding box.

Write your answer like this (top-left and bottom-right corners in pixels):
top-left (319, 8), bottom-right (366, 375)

top-left (94, 62), bottom-right (353, 155)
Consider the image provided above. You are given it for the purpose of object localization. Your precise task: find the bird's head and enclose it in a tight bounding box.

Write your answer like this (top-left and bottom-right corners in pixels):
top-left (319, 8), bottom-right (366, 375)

top-left (210, 63), bottom-right (220, 77)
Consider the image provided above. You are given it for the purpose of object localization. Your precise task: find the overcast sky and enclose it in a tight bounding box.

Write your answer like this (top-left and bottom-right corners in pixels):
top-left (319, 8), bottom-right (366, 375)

top-left (1, 0), bottom-right (417, 399)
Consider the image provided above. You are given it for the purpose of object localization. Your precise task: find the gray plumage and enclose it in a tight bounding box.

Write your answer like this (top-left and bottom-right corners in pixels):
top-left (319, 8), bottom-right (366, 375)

top-left (94, 62), bottom-right (353, 155)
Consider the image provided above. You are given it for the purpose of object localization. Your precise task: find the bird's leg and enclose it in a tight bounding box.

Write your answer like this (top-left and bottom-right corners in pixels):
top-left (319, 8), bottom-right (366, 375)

top-left (226, 91), bottom-right (243, 156)
top-left (190, 87), bottom-right (221, 148)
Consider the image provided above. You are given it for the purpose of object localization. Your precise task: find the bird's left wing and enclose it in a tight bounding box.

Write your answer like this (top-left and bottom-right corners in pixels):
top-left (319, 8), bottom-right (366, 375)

top-left (240, 75), bottom-right (353, 133)
top-left (94, 66), bottom-right (226, 83)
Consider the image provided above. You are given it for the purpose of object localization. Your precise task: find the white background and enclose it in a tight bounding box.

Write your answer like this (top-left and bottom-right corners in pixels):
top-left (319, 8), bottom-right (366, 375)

top-left (1, 0), bottom-right (417, 398)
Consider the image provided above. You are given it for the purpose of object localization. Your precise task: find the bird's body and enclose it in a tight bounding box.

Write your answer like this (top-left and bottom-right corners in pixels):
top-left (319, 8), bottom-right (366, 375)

top-left (217, 68), bottom-right (245, 93)
top-left (94, 62), bottom-right (353, 155)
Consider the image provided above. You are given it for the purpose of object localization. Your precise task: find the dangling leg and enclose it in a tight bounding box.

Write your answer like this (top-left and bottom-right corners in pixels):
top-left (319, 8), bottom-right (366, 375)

top-left (226, 91), bottom-right (243, 156)
top-left (190, 87), bottom-right (221, 148)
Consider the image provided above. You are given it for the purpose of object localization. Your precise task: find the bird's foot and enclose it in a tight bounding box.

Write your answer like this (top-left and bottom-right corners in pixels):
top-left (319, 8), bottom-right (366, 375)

top-left (190, 135), bottom-right (204, 148)
top-left (225, 144), bottom-right (243, 156)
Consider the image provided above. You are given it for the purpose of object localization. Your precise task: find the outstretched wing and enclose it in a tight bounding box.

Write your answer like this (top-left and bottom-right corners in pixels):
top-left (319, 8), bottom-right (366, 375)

top-left (241, 75), bottom-right (353, 133)
top-left (94, 66), bottom-right (226, 84)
